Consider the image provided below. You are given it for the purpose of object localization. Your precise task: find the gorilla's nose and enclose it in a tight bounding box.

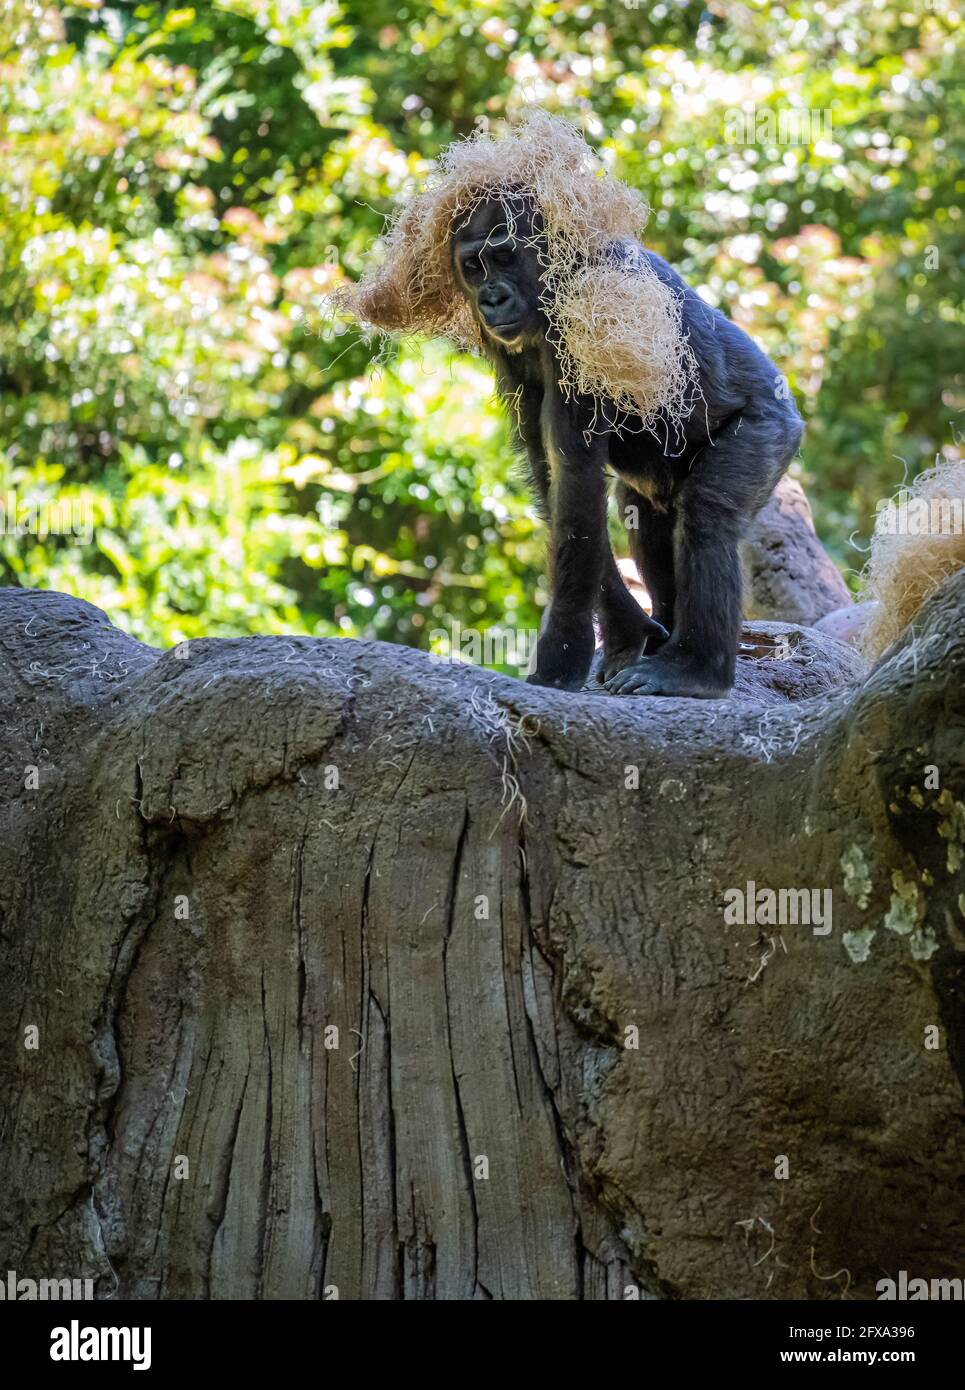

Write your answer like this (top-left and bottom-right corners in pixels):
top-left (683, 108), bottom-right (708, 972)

top-left (480, 286), bottom-right (513, 320)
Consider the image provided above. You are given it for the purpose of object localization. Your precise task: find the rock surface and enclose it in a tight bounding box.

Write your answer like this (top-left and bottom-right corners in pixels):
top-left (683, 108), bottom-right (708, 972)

top-left (0, 584), bottom-right (962, 1300)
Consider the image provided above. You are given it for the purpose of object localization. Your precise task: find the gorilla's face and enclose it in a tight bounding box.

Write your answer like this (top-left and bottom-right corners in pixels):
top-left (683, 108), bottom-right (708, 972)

top-left (451, 197), bottom-right (547, 349)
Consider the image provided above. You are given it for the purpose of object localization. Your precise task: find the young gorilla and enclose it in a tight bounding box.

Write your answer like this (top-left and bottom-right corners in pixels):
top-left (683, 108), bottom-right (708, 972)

top-left (451, 196), bottom-right (804, 697)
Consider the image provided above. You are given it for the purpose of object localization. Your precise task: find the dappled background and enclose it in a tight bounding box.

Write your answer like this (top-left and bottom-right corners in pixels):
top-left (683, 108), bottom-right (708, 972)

top-left (1, 0), bottom-right (961, 659)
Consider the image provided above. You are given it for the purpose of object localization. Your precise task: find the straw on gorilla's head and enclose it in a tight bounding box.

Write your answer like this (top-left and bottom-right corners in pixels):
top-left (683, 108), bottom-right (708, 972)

top-left (337, 108), bottom-right (698, 435)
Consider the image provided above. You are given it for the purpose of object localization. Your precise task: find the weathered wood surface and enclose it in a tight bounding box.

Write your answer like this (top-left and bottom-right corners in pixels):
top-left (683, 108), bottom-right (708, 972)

top-left (0, 582), bottom-right (962, 1299)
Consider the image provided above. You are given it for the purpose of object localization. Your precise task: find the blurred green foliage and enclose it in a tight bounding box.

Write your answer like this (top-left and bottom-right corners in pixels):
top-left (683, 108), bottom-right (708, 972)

top-left (1, 0), bottom-right (961, 659)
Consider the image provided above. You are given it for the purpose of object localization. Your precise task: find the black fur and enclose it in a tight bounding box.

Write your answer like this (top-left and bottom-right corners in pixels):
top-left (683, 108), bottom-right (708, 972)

top-left (451, 198), bottom-right (803, 696)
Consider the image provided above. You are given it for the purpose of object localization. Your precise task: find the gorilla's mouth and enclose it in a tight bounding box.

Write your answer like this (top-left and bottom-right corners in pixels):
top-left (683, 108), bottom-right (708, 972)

top-left (485, 317), bottom-right (523, 336)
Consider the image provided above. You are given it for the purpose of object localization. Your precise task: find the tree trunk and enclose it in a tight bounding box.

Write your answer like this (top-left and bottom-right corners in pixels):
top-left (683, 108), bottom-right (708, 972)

top-left (743, 476), bottom-right (854, 625)
top-left (1, 582), bottom-right (962, 1300)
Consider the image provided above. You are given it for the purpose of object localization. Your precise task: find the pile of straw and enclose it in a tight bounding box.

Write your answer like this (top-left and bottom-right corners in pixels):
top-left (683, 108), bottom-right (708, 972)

top-left (861, 459), bottom-right (965, 660)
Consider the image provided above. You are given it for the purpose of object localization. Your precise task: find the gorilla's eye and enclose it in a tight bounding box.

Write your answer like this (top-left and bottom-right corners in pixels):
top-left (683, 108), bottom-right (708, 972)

top-left (462, 256), bottom-right (481, 278)
top-left (490, 247), bottom-right (513, 266)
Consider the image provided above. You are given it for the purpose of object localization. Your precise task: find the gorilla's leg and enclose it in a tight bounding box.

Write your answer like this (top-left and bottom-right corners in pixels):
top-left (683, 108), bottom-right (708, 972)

top-left (595, 484), bottom-right (672, 682)
top-left (622, 489), bottom-right (676, 646)
top-left (604, 498), bottom-right (740, 697)
top-left (527, 424), bottom-right (609, 691)
top-left (605, 410), bottom-right (793, 698)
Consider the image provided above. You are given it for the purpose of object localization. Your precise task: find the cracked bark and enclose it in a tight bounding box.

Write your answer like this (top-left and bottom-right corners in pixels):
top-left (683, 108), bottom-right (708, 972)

top-left (0, 582), bottom-right (962, 1300)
